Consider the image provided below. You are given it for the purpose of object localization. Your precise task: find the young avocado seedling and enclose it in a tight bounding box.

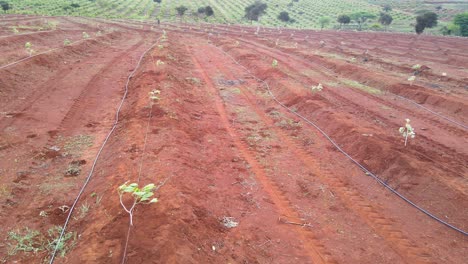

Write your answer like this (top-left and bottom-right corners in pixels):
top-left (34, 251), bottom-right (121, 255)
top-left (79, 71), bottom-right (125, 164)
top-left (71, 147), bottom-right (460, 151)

top-left (118, 182), bottom-right (158, 226)
top-left (399, 118), bottom-right (416, 146)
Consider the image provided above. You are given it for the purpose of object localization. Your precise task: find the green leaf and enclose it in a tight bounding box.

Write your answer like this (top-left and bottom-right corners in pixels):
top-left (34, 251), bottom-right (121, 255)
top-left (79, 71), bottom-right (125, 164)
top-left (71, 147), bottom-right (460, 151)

top-left (143, 184), bottom-right (155, 192)
top-left (150, 198), bottom-right (158, 203)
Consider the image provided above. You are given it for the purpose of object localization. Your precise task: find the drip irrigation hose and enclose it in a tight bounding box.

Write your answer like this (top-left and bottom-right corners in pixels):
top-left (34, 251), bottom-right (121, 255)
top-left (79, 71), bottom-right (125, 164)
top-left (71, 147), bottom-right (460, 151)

top-left (121, 101), bottom-right (154, 264)
top-left (213, 44), bottom-right (468, 236)
top-left (0, 29), bottom-right (55, 39)
top-left (0, 36), bottom-right (101, 71)
top-left (48, 36), bottom-right (162, 264)
top-left (391, 93), bottom-right (467, 130)
top-left (233, 35), bottom-right (468, 130)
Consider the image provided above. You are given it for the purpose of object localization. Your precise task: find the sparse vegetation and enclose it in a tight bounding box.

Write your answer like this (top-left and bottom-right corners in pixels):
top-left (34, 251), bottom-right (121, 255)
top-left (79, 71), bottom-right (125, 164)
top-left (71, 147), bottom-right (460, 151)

top-left (7, 226), bottom-right (76, 260)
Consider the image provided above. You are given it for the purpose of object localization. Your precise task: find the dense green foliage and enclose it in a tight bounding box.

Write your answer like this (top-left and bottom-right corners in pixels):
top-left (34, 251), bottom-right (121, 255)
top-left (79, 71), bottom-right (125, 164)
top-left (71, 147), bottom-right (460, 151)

top-left (0, 0), bottom-right (10, 12)
top-left (337, 14), bottom-right (351, 28)
top-left (278, 11), bottom-right (290, 22)
top-left (453, 12), bottom-right (468, 36)
top-left (245, 1), bottom-right (267, 22)
top-left (379, 12), bottom-right (393, 28)
top-left (415, 12), bottom-right (438, 34)
top-left (350, 12), bottom-right (376, 30)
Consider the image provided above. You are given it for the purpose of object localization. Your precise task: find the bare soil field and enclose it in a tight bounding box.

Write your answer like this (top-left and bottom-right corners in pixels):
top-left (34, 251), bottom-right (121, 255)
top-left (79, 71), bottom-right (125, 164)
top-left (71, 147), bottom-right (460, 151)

top-left (0, 16), bottom-right (466, 264)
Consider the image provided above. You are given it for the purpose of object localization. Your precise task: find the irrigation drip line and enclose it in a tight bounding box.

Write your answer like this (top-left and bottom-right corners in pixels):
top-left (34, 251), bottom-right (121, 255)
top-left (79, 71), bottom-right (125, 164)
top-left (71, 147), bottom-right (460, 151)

top-left (0, 29), bottom-right (56, 39)
top-left (232, 36), bottom-right (468, 130)
top-left (48, 36), bottom-right (163, 264)
top-left (121, 101), bottom-right (154, 264)
top-left (213, 44), bottom-right (468, 236)
top-left (391, 93), bottom-right (467, 130)
top-left (0, 36), bottom-right (100, 71)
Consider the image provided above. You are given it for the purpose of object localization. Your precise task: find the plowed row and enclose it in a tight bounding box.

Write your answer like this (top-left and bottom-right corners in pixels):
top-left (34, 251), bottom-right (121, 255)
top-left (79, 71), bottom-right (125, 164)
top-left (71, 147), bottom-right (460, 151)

top-left (0, 16), bottom-right (466, 264)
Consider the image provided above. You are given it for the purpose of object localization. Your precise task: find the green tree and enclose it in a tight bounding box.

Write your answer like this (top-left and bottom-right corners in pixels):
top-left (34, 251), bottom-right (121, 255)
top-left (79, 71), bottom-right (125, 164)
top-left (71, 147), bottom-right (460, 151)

top-left (0, 1), bottom-right (11, 12)
top-left (378, 12), bottom-right (393, 30)
top-left (415, 12), bottom-right (438, 34)
top-left (175, 5), bottom-right (188, 16)
top-left (319, 16), bottom-right (331, 30)
top-left (453, 12), bottom-right (468, 36)
top-left (382, 4), bottom-right (392, 12)
top-left (245, 1), bottom-right (267, 22)
top-left (278, 11), bottom-right (290, 22)
top-left (205, 6), bottom-right (214, 16)
top-left (337, 14), bottom-right (351, 29)
top-left (350, 12), bottom-right (376, 31)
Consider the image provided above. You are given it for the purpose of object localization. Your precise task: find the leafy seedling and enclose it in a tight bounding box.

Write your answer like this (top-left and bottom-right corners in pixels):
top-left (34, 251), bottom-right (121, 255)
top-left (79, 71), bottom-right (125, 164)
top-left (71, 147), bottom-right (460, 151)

top-left (408, 75), bottom-right (416, 86)
top-left (399, 118), bottom-right (416, 146)
top-left (118, 182), bottom-right (158, 226)
top-left (156, 60), bottom-right (165, 66)
top-left (63, 39), bottom-right (71, 46)
top-left (82, 32), bottom-right (90, 39)
top-left (272, 59), bottom-right (278, 67)
top-left (25, 42), bottom-right (34, 56)
top-left (149, 89), bottom-right (161, 101)
top-left (311, 83), bottom-right (323, 92)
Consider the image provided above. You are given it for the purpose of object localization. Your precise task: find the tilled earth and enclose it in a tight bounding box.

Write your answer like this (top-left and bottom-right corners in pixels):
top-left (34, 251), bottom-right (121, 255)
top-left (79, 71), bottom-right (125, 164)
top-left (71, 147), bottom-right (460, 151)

top-left (0, 15), bottom-right (466, 264)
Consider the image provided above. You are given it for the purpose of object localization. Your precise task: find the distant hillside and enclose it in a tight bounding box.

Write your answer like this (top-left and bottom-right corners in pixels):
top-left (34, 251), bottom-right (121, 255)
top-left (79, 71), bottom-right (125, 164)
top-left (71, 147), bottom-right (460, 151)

top-left (2, 0), bottom-right (467, 33)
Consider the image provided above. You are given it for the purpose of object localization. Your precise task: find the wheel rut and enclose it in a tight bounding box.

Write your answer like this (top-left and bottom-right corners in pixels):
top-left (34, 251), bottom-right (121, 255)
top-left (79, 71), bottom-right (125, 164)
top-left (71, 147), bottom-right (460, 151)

top-left (200, 41), bottom-right (435, 264)
top-left (188, 44), bottom-right (335, 264)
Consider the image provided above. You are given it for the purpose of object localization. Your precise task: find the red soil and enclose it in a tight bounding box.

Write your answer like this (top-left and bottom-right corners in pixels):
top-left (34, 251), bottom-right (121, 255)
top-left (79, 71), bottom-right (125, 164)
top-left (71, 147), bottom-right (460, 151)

top-left (0, 16), bottom-right (466, 264)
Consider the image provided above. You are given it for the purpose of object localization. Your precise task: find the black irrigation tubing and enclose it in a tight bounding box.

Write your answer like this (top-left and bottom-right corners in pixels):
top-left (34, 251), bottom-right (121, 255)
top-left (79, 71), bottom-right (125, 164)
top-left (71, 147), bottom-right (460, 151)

top-left (121, 101), bottom-right (154, 264)
top-left (0, 37), bottom-right (94, 71)
top-left (391, 93), bottom-right (468, 130)
top-left (48, 36), bottom-right (163, 264)
top-left (0, 29), bottom-right (56, 39)
top-left (213, 44), bottom-right (468, 236)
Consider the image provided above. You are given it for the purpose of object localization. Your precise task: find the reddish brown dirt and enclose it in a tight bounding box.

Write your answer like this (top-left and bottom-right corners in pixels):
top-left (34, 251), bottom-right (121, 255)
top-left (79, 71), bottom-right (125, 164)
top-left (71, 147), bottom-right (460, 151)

top-left (0, 16), bottom-right (466, 264)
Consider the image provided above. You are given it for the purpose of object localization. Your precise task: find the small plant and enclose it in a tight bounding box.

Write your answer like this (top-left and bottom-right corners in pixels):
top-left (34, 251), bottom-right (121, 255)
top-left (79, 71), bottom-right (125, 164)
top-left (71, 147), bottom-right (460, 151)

top-left (82, 32), bottom-right (90, 39)
top-left (118, 182), bottom-right (158, 226)
top-left (156, 59), bottom-right (165, 66)
top-left (63, 39), bottom-right (71, 46)
top-left (272, 59), bottom-right (278, 67)
top-left (77, 202), bottom-right (90, 219)
top-left (25, 42), bottom-right (34, 56)
top-left (158, 44), bottom-right (164, 50)
top-left (412, 64), bottom-right (421, 70)
top-left (12, 27), bottom-right (19, 34)
top-left (46, 226), bottom-right (76, 258)
top-left (149, 89), bottom-right (161, 101)
top-left (311, 83), bottom-right (323, 92)
top-left (408, 75), bottom-right (416, 86)
top-left (399, 118), bottom-right (416, 146)
top-left (7, 228), bottom-right (44, 255)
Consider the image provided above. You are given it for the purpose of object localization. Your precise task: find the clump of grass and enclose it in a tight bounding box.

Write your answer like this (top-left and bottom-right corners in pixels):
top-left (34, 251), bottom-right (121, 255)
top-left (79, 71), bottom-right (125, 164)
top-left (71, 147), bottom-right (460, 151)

top-left (60, 134), bottom-right (94, 157)
top-left (7, 228), bottom-right (44, 255)
top-left (185, 77), bottom-right (201, 85)
top-left (341, 79), bottom-right (382, 95)
top-left (65, 164), bottom-right (81, 176)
